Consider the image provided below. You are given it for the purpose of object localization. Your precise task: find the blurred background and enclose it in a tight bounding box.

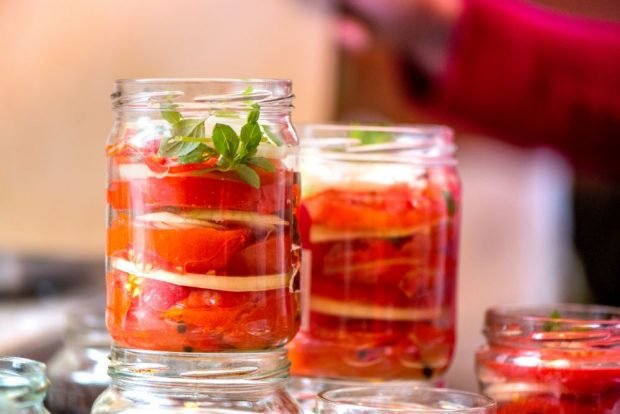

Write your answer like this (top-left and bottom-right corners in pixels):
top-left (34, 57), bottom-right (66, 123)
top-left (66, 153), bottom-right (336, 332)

top-left (0, 0), bottom-right (618, 393)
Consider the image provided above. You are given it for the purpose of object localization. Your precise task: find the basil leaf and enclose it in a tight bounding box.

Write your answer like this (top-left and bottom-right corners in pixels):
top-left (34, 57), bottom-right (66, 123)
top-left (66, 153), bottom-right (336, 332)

top-left (158, 135), bottom-right (200, 157)
top-left (349, 128), bottom-right (391, 145)
top-left (160, 101), bottom-right (181, 125)
top-left (248, 156), bottom-right (275, 172)
top-left (212, 124), bottom-right (235, 159)
top-left (543, 309), bottom-right (562, 332)
top-left (262, 125), bottom-right (284, 146)
top-left (235, 164), bottom-right (260, 188)
top-left (162, 110), bottom-right (181, 125)
top-left (247, 107), bottom-right (259, 124)
top-left (443, 191), bottom-right (457, 217)
top-left (241, 123), bottom-right (262, 149)
top-left (176, 119), bottom-right (205, 138)
top-left (177, 144), bottom-right (216, 164)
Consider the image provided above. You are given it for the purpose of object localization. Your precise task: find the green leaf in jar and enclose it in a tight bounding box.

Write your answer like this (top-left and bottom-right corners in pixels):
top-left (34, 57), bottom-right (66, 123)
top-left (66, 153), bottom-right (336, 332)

top-left (234, 164), bottom-right (260, 189)
top-left (443, 191), bottom-right (457, 217)
top-left (247, 156), bottom-right (275, 172)
top-left (157, 100), bottom-right (277, 188)
top-left (543, 309), bottom-right (562, 332)
top-left (262, 125), bottom-right (284, 147)
top-left (161, 100), bottom-right (182, 125)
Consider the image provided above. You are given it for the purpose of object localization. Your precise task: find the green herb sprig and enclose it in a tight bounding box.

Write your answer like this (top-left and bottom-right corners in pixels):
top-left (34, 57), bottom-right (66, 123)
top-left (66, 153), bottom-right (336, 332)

top-left (543, 309), bottom-right (562, 332)
top-left (158, 102), bottom-right (278, 188)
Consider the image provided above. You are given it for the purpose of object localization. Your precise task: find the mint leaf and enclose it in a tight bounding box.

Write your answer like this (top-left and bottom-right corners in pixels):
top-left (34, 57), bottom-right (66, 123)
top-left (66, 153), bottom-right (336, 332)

top-left (242, 86), bottom-right (254, 96)
top-left (235, 164), bottom-right (260, 188)
top-left (248, 156), bottom-right (275, 172)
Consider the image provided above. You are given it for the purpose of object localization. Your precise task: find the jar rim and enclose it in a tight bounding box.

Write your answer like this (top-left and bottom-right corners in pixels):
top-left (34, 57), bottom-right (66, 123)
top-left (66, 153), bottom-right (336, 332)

top-left (0, 357), bottom-right (49, 404)
top-left (317, 386), bottom-right (496, 412)
top-left (111, 78), bottom-right (294, 112)
top-left (484, 303), bottom-right (620, 348)
top-left (108, 347), bottom-right (290, 389)
top-left (299, 123), bottom-right (456, 165)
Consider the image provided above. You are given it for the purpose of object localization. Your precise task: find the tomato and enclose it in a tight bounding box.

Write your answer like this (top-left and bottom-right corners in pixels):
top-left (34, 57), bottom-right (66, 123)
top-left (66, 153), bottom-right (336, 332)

top-left (140, 278), bottom-right (190, 311)
top-left (227, 234), bottom-right (291, 276)
top-left (497, 397), bottom-right (620, 414)
top-left (310, 276), bottom-right (434, 308)
top-left (106, 269), bottom-right (299, 352)
top-left (108, 173), bottom-right (291, 214)
top-left (288, 328), bottom-right (451, 380)
top-left (303, 184), bottom-right (446, 231)
top-left (107, 215), bottom-right (250, 272)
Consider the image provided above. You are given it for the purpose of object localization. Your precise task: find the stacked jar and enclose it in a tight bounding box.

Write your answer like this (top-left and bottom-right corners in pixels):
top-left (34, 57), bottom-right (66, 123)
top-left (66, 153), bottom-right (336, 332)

top-left (97, 78), bottom-right (302, 413)
top-left (476, 304), bottom-right (620, 414)
top-left (287, 125), bottom-right (461, 403)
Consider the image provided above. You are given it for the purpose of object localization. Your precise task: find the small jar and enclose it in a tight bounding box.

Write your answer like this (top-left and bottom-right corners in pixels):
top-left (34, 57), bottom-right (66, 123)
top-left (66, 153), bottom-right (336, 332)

top-left (288, 125), bottom-right (460, 382)
top-left (0, 357), bottom-right (50, 414)
top-left (91, 346), bottom-right (302, 413)
top-left (106, 79), bottom-right (301, 352)
top-left (476, 304), bottom-right (620, 413)
top-left (316, 386), bottom-right (496, 413)
top-left (46, 309), bottom-right (111, 414)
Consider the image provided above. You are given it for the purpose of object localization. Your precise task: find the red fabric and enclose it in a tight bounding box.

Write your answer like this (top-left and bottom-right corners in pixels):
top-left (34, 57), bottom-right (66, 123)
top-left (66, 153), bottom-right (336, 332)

top-left (428, 0), bottom-right (620, 182)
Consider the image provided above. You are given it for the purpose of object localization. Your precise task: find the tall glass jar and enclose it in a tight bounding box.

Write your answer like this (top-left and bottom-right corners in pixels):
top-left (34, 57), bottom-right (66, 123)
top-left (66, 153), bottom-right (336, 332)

top-left (106, 79), bottom-right (301, 352)
top-left (0, 357), bottom-right (50, 414)
top-left (91, 347), bottom-right (302, 413)
top-left (46, 308), bottom-right (110, 414)
top-left (288, 125), bottom-right (460, 382)
top-left (476, 304), bottom-right (620, 413)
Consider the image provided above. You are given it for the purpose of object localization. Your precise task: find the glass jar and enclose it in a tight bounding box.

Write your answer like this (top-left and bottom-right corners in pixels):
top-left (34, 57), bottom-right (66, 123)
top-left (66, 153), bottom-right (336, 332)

top-left (0, 357), bottom-right (50, 414)
top-left (106, 78), bottom-right (301, 352)
top-left (476, 304), bottom-right (620, 413)
top-left (316, 386), bottom-right (496, 413)
top-left (46, 308), bottom-right (111, 414)
top-left (288, 124), bottom-right (460, 382)
top-left (91, 346), bottom-right (301, 413)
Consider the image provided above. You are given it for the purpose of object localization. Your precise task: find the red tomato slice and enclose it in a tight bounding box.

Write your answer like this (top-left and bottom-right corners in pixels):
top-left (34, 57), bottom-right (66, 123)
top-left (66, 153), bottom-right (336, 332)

top-left (107, 215), bottom-right (250, 272)
top-left (108, 170), bottom-right (291, 214)
top-left (303, 184), bottom-right (446, 231)
top-left (227, 234), bottom-right (292, 276)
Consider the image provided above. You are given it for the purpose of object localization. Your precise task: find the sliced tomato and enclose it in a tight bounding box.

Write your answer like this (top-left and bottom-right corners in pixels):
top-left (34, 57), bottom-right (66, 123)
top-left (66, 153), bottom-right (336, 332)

top-left (303, 183), bottom-right (447, 232)
top-left (140, 278), bottom-right (190, 311)
top-left (310, 276), bottom-right (434, 308)
top-left (288, 329), bottom-right (451, 380)
top-left (108, 169), bottom-right (292, 214)
top-left (105, 270), bottom-right (132, 330)
top-left (227, 234), bottom-right (291, 276)
top-left (107, 215), bottom-right (250, 272)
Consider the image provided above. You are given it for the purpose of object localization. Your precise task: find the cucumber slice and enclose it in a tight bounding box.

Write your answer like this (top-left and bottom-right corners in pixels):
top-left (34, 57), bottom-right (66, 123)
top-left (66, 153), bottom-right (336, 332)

top-left (309, 296), bottom-right (442, 321)
top-left (309, 224), bottom-right (430, 243)
top-left (111, 258), bottom-right (292, 292)
top-left (134, 212), bottom-right (225, 230)
top-left (133, 210), bottom-right (287, 230)
top-left (184, 210), bottom-right (288, 227)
